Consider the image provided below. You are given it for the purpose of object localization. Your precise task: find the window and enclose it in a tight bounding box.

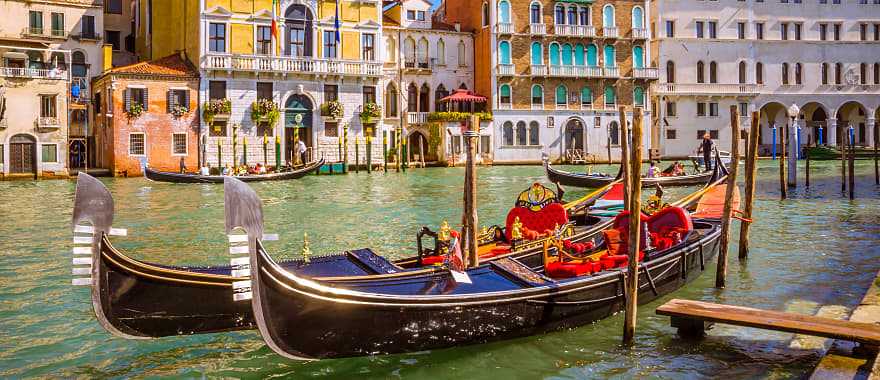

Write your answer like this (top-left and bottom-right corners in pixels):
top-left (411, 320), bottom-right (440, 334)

top-left (385, 83), bottom-right (398, 117)
top-left (555, 5), bottom-right (566, 24)
top-left (209, 81), bottom-right (226, 100)
top-left (257, 26), bottom-right (272, 54)
top-left (530, 3), bottom-right (541, 24)
top-left (795, 63), bottom-right (802, 84)
top-left (482, 2), bottom-right (489, 27)
top-left (567, 6), bottom-right (577, 25)
top-left (666, 20), bottom-right (675, 37)
top-left (107, 31), bottom-right (121, 51)
top-left (529, 121), bottom-right (540, 145)
top-left (458, 41), bottom-right (466, 66)
top-left (633, 87), bottom-right (644, 106)
top-left (556, 85), bottom-right (567, 106)
top-left (126, 87), bottom-right (147, 112)
top-left (436, 39), bottom-right (445, 65)
top-left (41, 144), bottom-right (57, 162)
top-left (362, 33), bottom-right (375, 61)
top-left (794, 23), bottom-right (802, 40)
top-left (822, 63), bottom-right (829, 84)
top-left (81, 15), bottom-right (96, 39)
top-left (172, 133), bottom-right (187, 155)
top-left (129, 133), bottom-right (145, 156)
top-left (499, 41), bottom-right (511, 65)
top-left (696, 21), bottom-right (704, 38)
top-left (502, 121), bottom-right (514, 145)
top-left (666, 61), bottom-right (675, 83)
top-left (709, 61), bottom-right (717, 83)
top-left (516, 122), bottom-right (527, 145)
top-left (861, 24), bottom-right (868, 41)
top-left (697, 102), bottom-right (706, 116)
top-left (481, 135), bottom-right (491, 154)
top-left (609, 122), bottom-right (620, 145)
top-left (602, 5), bottom-right (614, 28)
top-left (531, 42), bottom-right (543, 65)
top-left (755, 22), bottom-right (764, 40)
top-left (708, 21), bottom-right (717, 38)
top-left (603, 44), bottom-right (615, 67)
top-left (324, 84), bottom-right (337, 102)
top-left (604, 86), bottom-right (615, 106)
top-left (362, 86), bottom-right (376, 105)
top-left (209, 23), bottom-right (226, 53)
top-left (106, 0), bottom-right (123, 13)
top-left (739, 102), bottom-right (749, 117)
top-left (499, 84), bottom-right (511, 106)
top-left (696, 61), bottom-right (705, 83)
top-left (167, 89), bottom-right (189, 113)
top-left (666, 101), bottom-right (677, 117)
top-left (40, 95), bottom-right (57, 117)
top-left (782, 63), bottom-right (789, 84)
top-left (860, 63), bottom-right (867, 85)
top-left (737, 22), bottom-right (746, 39)
top-left (781, 23), bottom-right (788, 40)
top-left (407, 10), bottom-right (416, 20)
top-left (94, 92), bottom-right (102, 114)
top-left (739, 61), bottom-right (747, 84)
top-left (417, 11), bottom-right (425, 21)
top-left (820, 23), bottom-right (828, 41)
top-left (323, 31), bottom-right (337, 58)
top-left (666, 129), bottom-right (677, 140)
top-left (531, 85), bottom-right (543, 106)
top-left (835, 62), bottom-right (842, 84)
top-left (257, 82), bottom-right (273, 101)
top-left (833, 24), bottom-right (841, 40)
top-left (324, 121), bottom-right (338, 137)
top-left (579, 7), bottom-right (589, 26)
top-left (51, 13), bottom-right (64, 37)
top-left (581, 87), bottom-right (592, 107)
top-left (875, 63), bottom-right (880, 85)
top-left (709, 102), bottom-right (719, 117)
top-left (29, 11), bottom-right (43, 33)
top-left (875, 24), bottom-right (879, 41)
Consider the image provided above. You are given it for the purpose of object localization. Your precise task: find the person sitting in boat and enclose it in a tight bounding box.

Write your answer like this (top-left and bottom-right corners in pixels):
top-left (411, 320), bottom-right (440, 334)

top-left (672, 161), bottom-right (686, 176)
top-left (646, 161), bottom-right (660, 178)
top-left (179, 157), bottom-right (187, 174)
top-left (200, 166), bottom-right (210, 176)
top-left (222, 164), bottom-right (231, 176)
top-left (255, 163), bottom-right (266, 174)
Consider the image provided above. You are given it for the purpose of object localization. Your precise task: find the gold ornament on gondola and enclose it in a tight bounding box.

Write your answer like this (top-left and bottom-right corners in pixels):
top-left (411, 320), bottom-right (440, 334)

top-left (439, 220), bottom-right (451, 242)
top-left (301, 232), bottom-right (312, 263)
top-left (511, 216), bottom-right (523, 241)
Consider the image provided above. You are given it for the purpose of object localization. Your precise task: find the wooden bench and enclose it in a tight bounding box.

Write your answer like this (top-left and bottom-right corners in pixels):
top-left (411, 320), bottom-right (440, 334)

top-left (656, 299), bottom-right (880, 351)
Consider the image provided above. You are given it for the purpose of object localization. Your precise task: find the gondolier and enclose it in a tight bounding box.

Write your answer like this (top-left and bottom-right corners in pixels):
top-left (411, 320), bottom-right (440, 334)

top-left (697, 133), bottom-right (715, 172)
top-left (295, 138), bottom-right (307, 166)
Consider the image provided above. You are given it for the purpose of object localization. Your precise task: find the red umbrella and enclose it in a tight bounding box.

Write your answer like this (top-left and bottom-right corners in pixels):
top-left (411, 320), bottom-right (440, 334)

top-left (440, 89), bottom-right (487, 103)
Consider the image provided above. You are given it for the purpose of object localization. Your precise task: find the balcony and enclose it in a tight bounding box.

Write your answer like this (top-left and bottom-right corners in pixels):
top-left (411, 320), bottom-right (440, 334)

top-left (547, 65), bottom-right (602, 77)
top-left (0, 66), bottom-right (68, 80)
top-left (21, 27), bottom-right (45, 37)
top-left (496, 22), bottom-right (514, 34)
top-left (37, 116), bottom-right (60, 130)
top-left (407, 112), bottom-right (429, 125)
top-left (72, 32), bottom-right (102, 41)
top-left (632, 67), bottom-right (659, 79)
top-left (632, 28), bottom-right (649, 39)
top-left (530, 23), bottom-right (546, 35)
top-left (530, 64), bottom-right (547, 76)
top-left (652, 83), bottom-right (761, 96)
top-left (554, 25), bottom-right (595, 38)
top-left (603, 27), bottom-right (618, 38)
top-left (603, 66), bottom-right (620, 78)
top-left (202, 54), bottom-right (383, 77)
top-left (497, 63), bottom-right (515, 76)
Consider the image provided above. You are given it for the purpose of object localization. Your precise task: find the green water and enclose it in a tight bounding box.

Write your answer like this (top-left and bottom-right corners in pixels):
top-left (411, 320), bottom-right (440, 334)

top-left (1, 161), bottom-right (878, 379)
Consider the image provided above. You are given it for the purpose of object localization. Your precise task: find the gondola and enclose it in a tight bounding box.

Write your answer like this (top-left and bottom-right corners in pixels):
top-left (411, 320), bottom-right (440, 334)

top-left (143, 158), bottom-right (324, 183)
top-left (71, 174), bottom-right (620, 338)
top-left (226, 164), bottom-right (729, 360)
top-left (545, 159), bottom-right (715, 188)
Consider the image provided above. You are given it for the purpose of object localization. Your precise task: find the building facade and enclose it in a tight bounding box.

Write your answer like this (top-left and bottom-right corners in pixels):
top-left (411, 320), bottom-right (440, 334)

top-left (652, 0), bottom-right (880, 158)
top-left (91, 54), bottom-right (199, 176)
top-left (103, 0), bottom-right (138, 67)
top-left (443, 0), bottom-right (657, 164)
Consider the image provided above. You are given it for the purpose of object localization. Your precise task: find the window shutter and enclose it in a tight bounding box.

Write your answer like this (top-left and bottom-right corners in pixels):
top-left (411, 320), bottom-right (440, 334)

top-left (167, 90), bottom-right (174, 113)
top-left (183, 90), bottom-right (190, 110)
top-left (142, 88), bottom-right (149, 110)
top-left (123, 89), bottom-right (131, 111)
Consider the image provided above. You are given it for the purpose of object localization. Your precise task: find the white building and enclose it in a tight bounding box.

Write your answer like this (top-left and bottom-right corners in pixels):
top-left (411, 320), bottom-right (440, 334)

top-left (652, 0), bottom-right (880, 158)
top-left (381, 0), bottom-right (477, 165)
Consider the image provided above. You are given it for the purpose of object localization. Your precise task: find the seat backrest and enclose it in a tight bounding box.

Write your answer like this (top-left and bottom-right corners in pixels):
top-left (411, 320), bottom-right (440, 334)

top-left (610, 210), bottom-right (649, 249)
top-left (505, 202), bottom-right (569, 241)
top-left (647, 206), bottom-right (693, 235)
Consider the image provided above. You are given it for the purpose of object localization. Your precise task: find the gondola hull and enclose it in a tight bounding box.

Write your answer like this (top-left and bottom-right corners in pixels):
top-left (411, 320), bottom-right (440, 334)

top-left (144, 158), bottom-right (324, 183)
top-left (545, 161), bottom-right (714, 188)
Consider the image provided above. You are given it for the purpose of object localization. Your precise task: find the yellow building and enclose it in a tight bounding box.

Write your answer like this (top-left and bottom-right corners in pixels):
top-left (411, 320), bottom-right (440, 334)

top-left (140, 0), bottom-right (385, 167)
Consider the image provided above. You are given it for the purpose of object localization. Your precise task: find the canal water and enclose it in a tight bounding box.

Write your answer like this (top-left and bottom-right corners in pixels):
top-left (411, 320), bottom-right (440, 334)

top-left (1, 160), bottom-right (878, 379)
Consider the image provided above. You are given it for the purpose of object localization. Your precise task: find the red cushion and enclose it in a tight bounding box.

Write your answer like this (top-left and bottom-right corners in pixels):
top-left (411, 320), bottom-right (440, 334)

top-left (487, 245), bottom-right (511, 257)
top-left (545, 261), bottom-right (593, 278)
top-left (421, 255), bottom-right (445, 265)
top-left (647, 207), bottom-right (693, 237)
top-left (505, 202), bottom-right (569, 241)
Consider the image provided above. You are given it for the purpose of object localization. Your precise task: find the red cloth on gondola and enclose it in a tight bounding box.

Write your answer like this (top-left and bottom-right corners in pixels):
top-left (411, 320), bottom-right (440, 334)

top-left (505, 202), bottom-right (569, 242)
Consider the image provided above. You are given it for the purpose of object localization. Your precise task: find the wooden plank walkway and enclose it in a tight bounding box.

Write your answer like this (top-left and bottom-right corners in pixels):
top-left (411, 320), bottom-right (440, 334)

top-left (656, 299), bottom-right (880, 347)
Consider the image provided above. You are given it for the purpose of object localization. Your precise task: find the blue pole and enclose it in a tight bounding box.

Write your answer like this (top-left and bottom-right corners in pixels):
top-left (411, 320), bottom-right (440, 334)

top-left (818, 126), bottom-right (824, 145)
top-left (849, 125), bottom-right (855, 146)
top-left (772, 127), bottom-right (777, 159)
top-left (796, 127), bottom-right (802, 159)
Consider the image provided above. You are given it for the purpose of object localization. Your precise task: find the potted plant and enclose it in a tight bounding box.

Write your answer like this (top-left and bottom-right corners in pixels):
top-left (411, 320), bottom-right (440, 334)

top-left (170, 104), bottom-right (189, 118)
top-left (202, 98), bottom-right (232, 126)
top-left (126, 102), bottom-right (144, 119)
top-left (360, 102), bottom-right (381, 123)
top-left (250, 98), bottom-right (280, 126)
top-left (320, 100), bottom-right (345, 120)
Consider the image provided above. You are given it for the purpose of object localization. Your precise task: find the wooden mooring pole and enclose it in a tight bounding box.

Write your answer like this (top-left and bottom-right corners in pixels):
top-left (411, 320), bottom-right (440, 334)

top-left (463, 116), bottom-right (480, 268)
top-left (623, 107), bottom-right (643, 344)
top-left (619, 106), bottom-right (630, 207)
top-left (779, 126), bottom-right (787, 199)
top-left (717, 106), bottom-right (741, 287)
top-left (849, 130), bottom-right (855, 200)
top-left (738, 111), bottom-right (760, 259)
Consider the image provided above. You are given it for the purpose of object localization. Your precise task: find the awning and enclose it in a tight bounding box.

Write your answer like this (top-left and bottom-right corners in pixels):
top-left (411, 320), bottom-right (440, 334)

top-left (3, 51), bottom-right (28, 60)
top-left (440, 89), bottom-right (487, 103)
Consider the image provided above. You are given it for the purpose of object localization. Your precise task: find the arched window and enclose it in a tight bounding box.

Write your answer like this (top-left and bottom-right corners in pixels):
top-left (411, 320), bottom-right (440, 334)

top-left (556, 85), bottom-right (567, 106)
top-left (529, 121), bottom-right (540, 145)
top-left (72, 51), bottom-right (87, 78)
top-left (586, 44), bottom-right (597, 66)
top-left (609, 121), bottom-right (620, 145)
top-left (604, 86), bottom-right (616, 106)
top-left (709, 61), bottom-right (717, 83)
top-left (633, 86), bottom-right (644, 106)
top-left (530, 2), bottom-right (541, 24)
top-left (385, 82), bottom-right (398, 117)
top-left (632, 7), bottom-right (644, 29)
top-left (756, 62), bottom-right (764, 84)
top-left (404, 38), bottom-right (416, 66)
top-left (561, 43), bottom-right (573, 66)
top-left (407, 83), bottom-right (418, 112)
top-left (419, 83), bottom-right (430, 112)
top-left (632, 46), bottom-right (644, 69)
top-left (498, 0), bottom-right (511, 24)
top-left (579, 7), bottom-right (590, 26)
top-left (859, 63), bottom-right (867, 85)
top-left (555, 5), bottom-right (565, 25)
top-left (482, 2), bottom-right (490, 27)
top-left (435, 84), bottom-right (449, 111)
top-left (284, 4), bottom-right (314, 57)
top-left (874, 63), bottom-right (879, 85)
top-left (549, 43), bottom-right (560, 66)
top-left (738, 61), bottom-right (747, 84)
top-left (581, 87), bottom-right (592, 106)
top-left (458, 41), bottom-right (466, 66)
top-left (503, 121), bottom-right (514, 145)
top-left (499, 84), bottom-right (511, 106)
top-left (796, 63), bottom-right (803, 85)
top-left (567, 6), bottom-right (577, 25)
top-left (603, 44), bottom-right (615, 67)
top-left (821, 63), bottom-right (829, 85)
top-left (666, 60), bottom-right (675, 83)
top-left (602, 5), bottom-right (614, 28)
top-left (782, 62), bottom-right (789, 85)
top-left (499, 41), bottom-right (511, 65)
top-left (531, 42), bottom-right (543, 65)
top-left (531, 85), bottom-right (543, 106)
top-left (835, 62), bottom-right (842, 84)
top-left (436, 39), bottom-right (445, 65)
top-left (516, 121), bottom-right (527, 145)
top-left (386, 37), bottom-right (396, 62)
top-left (574, 44), bottom-right (585, 66)
top-left (417, 38), bottom-right (429, 67)
top-left (696, 61), bottom-right (705, 83)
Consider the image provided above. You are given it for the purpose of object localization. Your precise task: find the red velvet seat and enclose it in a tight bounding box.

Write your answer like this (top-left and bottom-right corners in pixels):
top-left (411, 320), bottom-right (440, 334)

top-left (505, 202), bottom-right (569, 242)
top-left (545, 261), bottom-right (594, 278)
top-left (420, 255), bottom-right (445, 265)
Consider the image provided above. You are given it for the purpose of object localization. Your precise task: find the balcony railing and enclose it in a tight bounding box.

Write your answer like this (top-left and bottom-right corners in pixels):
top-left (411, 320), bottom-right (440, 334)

top-left (497, 63), bottom-right (515, 76)
top-left (530, 64), bottom-right (547, 76)
top-left (632, 28), bottom-right (649, 39)
top-left (407, 112), bottom-right (429, 125)
top-left (72, 32), bottom-right (102, 41)
top-left (547, 65), bottom-right (602, 77)
top-left (530, 23), bottom-right (546, 35)
top-left (632, 67), bottom-right (659, 79)
top-left (603, 27), bottom-right (618, 38)
top-left (202, 54), bottom-right (383, 76)
top-left (603, 66), bottom-right (620, 78)
top-left (38, 117), bottom-right (60, 128)
top-left (22, 27), bottom-right (45, 36)
top-left (496, 22), bottom-right (514, 34)
top-left (652, 83), bottom-right (761, 96)
top-left (554, 25), bottom-right (595, 37)
top-left (0, 66), bottom-right (68, 80)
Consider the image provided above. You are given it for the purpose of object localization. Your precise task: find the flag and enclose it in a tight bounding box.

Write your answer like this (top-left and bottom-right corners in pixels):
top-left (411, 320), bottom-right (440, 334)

top-left (334, 0), bottom-right (340, 43)
top-left (446, 234), bottom-right (464, 272)
top-left (271, 0), bottom-right (280, 56)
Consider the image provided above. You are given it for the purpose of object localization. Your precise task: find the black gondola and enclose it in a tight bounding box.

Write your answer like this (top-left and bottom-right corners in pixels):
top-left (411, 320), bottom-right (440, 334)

top-left (545, 159), bottom-right (716, 188)
top-left (226, 172), bottom-right (727, 360)
top-left (71, 174), bottom-right (618, 338)
top-left (144, 158), bottom-right (324, 183)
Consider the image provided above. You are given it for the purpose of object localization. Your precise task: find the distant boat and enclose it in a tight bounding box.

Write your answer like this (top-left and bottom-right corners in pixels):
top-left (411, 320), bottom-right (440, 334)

top-left (143, 158), bottom-right (324, 183)
top-left (545, 160), bottom-right (715, 188)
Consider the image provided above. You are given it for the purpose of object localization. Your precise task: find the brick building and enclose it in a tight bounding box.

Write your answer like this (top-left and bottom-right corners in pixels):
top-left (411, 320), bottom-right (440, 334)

top-left (442, 0), bottom-right (658, 163)
top-left (91, 53), bottom-right (200, 176)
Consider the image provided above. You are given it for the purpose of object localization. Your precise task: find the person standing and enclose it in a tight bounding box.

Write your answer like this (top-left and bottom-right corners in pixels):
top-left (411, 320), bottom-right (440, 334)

top-left (295, 138), bottom-right (307, 165)
top-left (696, 133), bottom-right (714, 172)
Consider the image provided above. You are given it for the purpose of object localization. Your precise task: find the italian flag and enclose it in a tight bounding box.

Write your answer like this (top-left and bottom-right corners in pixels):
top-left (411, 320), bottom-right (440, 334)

top-left (271, 0), bottom-right (280, 55)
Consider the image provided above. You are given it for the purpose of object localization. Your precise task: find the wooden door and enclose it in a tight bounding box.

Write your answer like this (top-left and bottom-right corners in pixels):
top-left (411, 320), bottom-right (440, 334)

top-left (10, 142), bottom-right (35, 173)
